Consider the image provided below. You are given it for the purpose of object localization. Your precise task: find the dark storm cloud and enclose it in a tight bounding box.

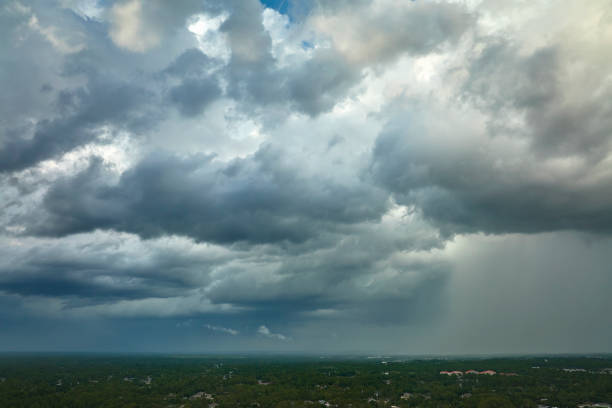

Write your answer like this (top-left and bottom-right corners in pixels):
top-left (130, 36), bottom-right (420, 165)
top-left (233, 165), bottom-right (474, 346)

top-left (2, 0), bottom-right (611, 354)
top-left (0, 273), bottom-right (151, 299)
top-left (163, 48), bottom-right (217, 78)
top-left (0, 74), bottom-right (157, 173)
top-left (370, 115), bottom-right (612, 236)
top-left (285, 50), bottom-right (362, 116)
top-left (370, 34), bottom-right (612, 236)
top-left (463, 42), bottom-right (559, 113)
top-left (206, 254), bottom-right (450, 326)
top-left (163, 48), bottom-right (222, 117)
top-left (0, 214), bottom-right (449, 333)
top-left (2, 0), bottom-right (463, 332)
top-left (36, 146), bottom-right (389, 244)
top-left (0, 234), bottom-right (211, 301)
top-left (168, 76), bottom-right (221, 117)
top-left (0, 3), bottom-right (91, 172)
top-left (1, 209), bottom-right (449, 327)
top-left (199, 213), bottom-right (447, 324)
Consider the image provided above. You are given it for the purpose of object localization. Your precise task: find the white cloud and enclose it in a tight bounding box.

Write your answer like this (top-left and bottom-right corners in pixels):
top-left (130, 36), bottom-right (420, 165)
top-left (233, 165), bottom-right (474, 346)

top-left (188, 12), bottom-right (230, 62)
top-left (309, 0), bottom-right (470, 65)
top-left (257, 325), bottom-right (289, 341)
top-left (204, 324), bottom-right (239, 335)
top-left (109, 0), bottom-right (160, 52)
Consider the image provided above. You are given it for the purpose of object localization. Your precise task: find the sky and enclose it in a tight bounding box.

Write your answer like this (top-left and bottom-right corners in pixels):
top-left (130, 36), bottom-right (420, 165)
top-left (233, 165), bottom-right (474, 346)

top-left (0, 0), bottom-right (611, 354)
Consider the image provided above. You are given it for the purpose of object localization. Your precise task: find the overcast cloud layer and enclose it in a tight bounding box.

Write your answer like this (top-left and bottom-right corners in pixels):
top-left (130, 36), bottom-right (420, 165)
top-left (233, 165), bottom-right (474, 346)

top-left (1, 0), bottom-right (611, 354)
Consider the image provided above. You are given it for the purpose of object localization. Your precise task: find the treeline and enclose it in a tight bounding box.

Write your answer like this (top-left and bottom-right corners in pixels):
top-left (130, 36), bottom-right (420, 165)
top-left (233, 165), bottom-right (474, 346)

top-left (0, 355), bottom-right (610, 407)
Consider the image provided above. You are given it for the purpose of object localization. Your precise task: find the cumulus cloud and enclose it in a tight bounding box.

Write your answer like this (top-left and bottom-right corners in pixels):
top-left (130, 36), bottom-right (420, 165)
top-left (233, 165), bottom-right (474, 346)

top-left (0, 231), bottom-right (222, 302)
top-left (257, 325), bottom-right (288, 341)
top-left (0, 73), bottom-right (159, 173)
top-left (369, 99), bottom-right (612, 235)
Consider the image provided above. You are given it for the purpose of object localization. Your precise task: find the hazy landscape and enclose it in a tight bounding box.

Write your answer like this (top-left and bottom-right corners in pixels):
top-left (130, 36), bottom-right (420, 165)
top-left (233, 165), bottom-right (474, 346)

top-left (1, 355), bottom-right (611, 407)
